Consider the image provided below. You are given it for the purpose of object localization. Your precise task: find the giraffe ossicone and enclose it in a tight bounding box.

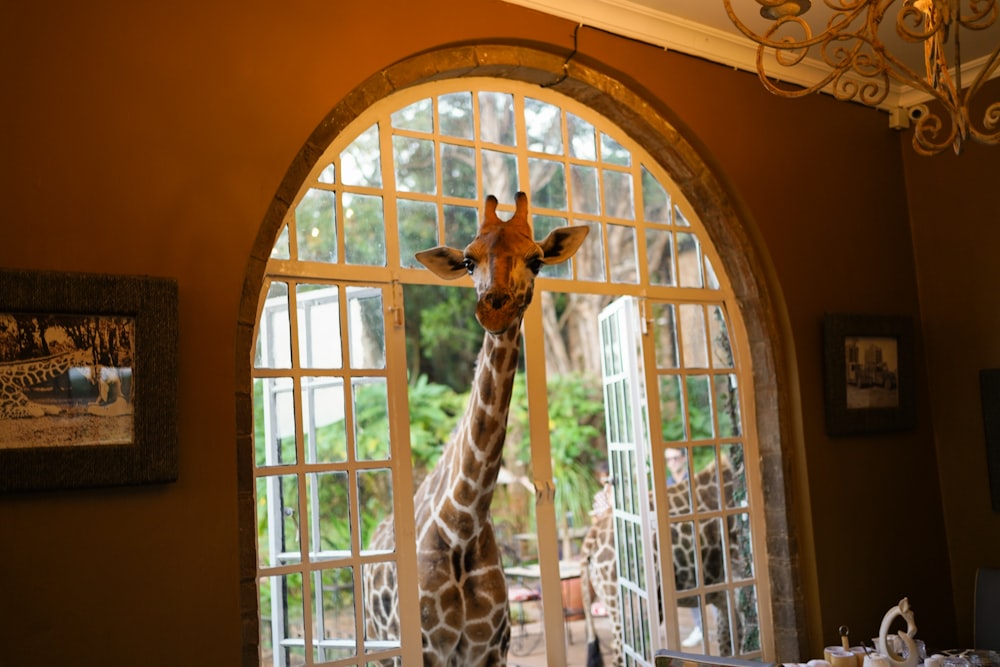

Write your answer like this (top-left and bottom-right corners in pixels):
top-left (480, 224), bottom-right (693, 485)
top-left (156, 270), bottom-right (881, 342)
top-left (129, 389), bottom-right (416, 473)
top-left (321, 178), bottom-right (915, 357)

top-left (364, 192), bottom-right (588, 666)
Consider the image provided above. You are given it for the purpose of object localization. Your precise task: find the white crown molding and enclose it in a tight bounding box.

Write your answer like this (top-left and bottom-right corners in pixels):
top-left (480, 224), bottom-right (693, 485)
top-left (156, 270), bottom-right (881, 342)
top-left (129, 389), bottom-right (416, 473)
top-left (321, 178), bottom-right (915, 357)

top-left (502, 0), bottom-right (997, 116)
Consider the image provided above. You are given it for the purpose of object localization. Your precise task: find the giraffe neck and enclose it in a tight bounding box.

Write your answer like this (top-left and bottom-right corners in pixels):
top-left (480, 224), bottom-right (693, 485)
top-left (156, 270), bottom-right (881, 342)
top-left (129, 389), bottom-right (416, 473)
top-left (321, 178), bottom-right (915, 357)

top-left (418, 324), bottom-right (522, 539)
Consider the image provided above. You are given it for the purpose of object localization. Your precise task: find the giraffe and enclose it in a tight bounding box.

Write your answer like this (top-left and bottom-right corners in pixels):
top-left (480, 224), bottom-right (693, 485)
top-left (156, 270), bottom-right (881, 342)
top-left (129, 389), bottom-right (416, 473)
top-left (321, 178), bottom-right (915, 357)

top-left (580, 456), bottom-right (749, 667)
top-left (0, 349), bottom-right (92, 419)
top-left (363, 192), bottom-right (589, 667)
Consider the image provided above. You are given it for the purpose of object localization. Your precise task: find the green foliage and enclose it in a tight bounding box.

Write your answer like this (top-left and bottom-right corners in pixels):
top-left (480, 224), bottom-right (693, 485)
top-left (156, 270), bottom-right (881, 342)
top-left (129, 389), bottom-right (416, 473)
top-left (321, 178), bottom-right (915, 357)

top-left (407, 374), bottom-right (466, 474)
top-left (505, 371), bottom-right (606, 531)
top-left (403, 284), bottom-right (480, 392)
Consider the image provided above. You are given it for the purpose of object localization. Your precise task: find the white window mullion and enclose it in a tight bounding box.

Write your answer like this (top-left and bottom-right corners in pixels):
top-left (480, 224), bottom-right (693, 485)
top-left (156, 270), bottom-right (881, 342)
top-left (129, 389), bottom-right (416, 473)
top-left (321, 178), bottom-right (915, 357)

top-left (521, 297), bottom-right (570, 667)
top-left (386, 280), bottom-right (423, 662)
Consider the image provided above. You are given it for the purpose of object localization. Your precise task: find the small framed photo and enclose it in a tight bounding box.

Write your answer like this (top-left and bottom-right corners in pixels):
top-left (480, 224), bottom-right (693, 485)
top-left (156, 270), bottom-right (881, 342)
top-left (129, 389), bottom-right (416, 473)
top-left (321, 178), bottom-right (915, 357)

top-left (0, 269), bottom-right (178, 492)
top-left (823, 313), bottom-right (916, 436)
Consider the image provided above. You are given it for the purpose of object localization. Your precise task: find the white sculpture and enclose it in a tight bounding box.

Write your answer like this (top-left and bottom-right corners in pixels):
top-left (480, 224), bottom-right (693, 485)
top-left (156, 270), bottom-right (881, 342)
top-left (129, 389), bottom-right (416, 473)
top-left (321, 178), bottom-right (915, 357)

top-left (877, 598), bottom-right (919, 667)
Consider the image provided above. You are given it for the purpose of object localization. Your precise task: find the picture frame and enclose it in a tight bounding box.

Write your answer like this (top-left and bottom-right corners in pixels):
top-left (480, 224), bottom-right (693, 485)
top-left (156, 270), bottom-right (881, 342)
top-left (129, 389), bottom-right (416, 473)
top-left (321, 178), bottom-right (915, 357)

top-left (822, 313), bottom-right (916, 436)
top-left (0, 269), bottom-right (178, 492)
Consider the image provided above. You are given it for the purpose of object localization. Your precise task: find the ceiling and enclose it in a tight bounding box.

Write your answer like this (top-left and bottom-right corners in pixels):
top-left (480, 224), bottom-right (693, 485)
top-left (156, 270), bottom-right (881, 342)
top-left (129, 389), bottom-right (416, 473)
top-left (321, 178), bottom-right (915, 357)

top-left (501, 0), bottom-right (999, 116)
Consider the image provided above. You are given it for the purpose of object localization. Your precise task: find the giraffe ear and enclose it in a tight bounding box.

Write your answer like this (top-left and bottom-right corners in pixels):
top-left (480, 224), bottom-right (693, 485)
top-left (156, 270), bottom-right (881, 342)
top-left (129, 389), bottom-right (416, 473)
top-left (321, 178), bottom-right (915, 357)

top-left (415, 246), bottom-right (468, 280)
top-left (539, 225), bottom-right (589, 265)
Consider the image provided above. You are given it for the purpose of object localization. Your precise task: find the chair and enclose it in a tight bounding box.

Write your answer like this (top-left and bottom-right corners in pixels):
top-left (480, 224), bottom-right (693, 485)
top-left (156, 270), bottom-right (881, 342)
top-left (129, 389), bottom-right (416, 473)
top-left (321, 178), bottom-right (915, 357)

top-left (654, 649), bottom-right (776, 667)
top-left (974, 567), bottom-right (1000, 650)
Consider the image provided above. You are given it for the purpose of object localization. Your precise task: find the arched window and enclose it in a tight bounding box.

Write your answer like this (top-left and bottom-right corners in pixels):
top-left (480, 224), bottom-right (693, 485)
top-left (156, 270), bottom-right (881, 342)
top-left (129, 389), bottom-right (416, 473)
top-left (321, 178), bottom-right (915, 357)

top-left (249, 76), bottom-right (776, 667)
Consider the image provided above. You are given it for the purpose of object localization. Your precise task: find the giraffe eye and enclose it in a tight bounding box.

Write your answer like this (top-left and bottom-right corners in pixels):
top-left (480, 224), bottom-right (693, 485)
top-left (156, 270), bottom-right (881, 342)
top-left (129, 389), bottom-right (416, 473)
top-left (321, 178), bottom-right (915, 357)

top-left (462, 258), bottom-right (475, 275)
top-left (527, 257), bottom-right (544, 274)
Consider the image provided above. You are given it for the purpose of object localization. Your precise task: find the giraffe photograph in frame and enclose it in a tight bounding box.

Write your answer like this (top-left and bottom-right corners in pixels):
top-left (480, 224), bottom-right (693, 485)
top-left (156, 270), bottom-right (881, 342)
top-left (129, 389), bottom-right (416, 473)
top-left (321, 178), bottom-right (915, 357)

top-left (0, 269), bottom-right (178, 492)
top-left (822, 313), bottom-right (917, 436)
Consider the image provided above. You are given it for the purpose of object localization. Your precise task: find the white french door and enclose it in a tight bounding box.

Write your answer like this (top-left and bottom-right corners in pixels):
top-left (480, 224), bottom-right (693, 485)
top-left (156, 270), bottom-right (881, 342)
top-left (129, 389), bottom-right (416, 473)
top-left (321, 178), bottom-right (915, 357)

top-left (599, 296), bottom-right (662, 666)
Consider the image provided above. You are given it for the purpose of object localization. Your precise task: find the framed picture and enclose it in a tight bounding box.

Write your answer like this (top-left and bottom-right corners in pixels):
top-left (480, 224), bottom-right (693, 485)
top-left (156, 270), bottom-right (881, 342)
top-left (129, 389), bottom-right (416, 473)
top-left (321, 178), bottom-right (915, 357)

top-left (822, 313), bottom-right (916, 436)
top-left (0, 269), bottom-right (178, 492)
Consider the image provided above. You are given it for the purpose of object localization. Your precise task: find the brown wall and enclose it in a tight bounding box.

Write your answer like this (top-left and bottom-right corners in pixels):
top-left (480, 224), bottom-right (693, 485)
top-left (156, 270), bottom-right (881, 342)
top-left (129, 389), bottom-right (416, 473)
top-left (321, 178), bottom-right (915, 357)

top-left (903, 133), bottom-right (1000, 645)
top-left (2, 0), bottom-right (996, 664)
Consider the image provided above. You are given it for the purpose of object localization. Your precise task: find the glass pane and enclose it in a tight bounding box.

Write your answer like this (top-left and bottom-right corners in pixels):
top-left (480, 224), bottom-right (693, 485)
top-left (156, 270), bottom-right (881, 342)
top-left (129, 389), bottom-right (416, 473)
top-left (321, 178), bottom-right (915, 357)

top-left (672, 522), bottom-right (699, 589)
top-left (354, 378), bottom-right (390, 461)
top-left (676, 596), bottom-right (706, 652)
top-left (390, 98), bottom-right (432, 132)
top-left (602, 170), bottom-right (635, 219)
top-left (260, 574), bottom-right (307, 667)
top-left (728, 512), bottom-right (755, 580)
top-left (574, 220), bottom-right (605, 282)
top-left (659, 375), bottom-right (685, 443)
top-left (318, 162), bottom-right (335, 184)
top-left (348, 289), bottom-right (386, 370)
top-left (313, 566), bottom-right (357, 661)
top-left (258, 577), bottom-right (276, 662)
top-left (567, 112), bottom-right (596, 160)
top-left (478, 91), bottom-right (515, 145)
top-left (441, 143), bottom-right (477, 199)
top-left (715, 373), bottom-right (741, 438)
top-left (297, 284), bottom-right (343, 369)
top-left (675, 204), bottom-right (691, 227)
top-left (608, 223), bottom-right (638, 284)
top-left (736, 584), bottom-right (761, 652)
top-left (533, 216), bottom-right (572, 279)
top-left (708, 305), bottom-right (734, 368)
top-left (601, 132), bottom-right (631, 166)
top-left (642, 167), bottom-right (670, 223)
top-left (678, 231), bottom-right (704, 287)
top-left (706, 589), bottom-right (733, 655)
top-left (647, 228), bottom-right (675, 286)
top-left (341, 124), bottom-right (382, 187)
top-left (397, 198), bottom-right (438, 269)
top-left (257, 474), bottom-right (302, 566)
top-left (569, 164), bottom-right (599, 214)
top-left (296, 188), bottom-right (338, 263)
top-left (524, 97), bottom-right (562, 154)
top-left (256, 281), bottom-right (291, 368)
top-left (693, 445), bottom-right (720, 509)
top-left (700, 516), bottom-right (726, 585)
top-left (687, 375), bottom-right (714, 440)
top-left (362, 561), bottom-right (402, 652)
top-left (308, 472), bottom-right (352, 560)
top-left (650, 303), bottom-right (678, 369)
top-left (272, 225), bottom-right (290, 260)
top-left (443, 204), bottom-right (478, 249)
top-left (302, 377), bottom-right (347, 464)
top-left (705, 255), bottom-right (721, 290)
top-left (255, 377), bottom-right (297, 467)
top-left (343, 193), bottom-right (386, 266)
top-left (439, 92), bottom-right (473, 139)
top-left (665, 445), bottom-right (692, 513)
top-left (722, 443), bottom-right (748, 508)
top-left (528, 158), bottom-right (567, 210)
top-left (680, 304), bottom-right (708, 369)
top-left (358, 468), bottom-right (394, 552)
top-left (393, 135), bottom-right (436, 194)
top-left (480, 149), bottom-right (518, 203)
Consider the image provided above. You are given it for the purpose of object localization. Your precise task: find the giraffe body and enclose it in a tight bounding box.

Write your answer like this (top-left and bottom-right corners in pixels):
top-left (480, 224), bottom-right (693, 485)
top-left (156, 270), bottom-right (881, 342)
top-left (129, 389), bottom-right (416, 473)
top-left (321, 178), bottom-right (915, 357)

top-left (0, 349), bottom-right (92, 419)
top-left (364, 193), bottom-right (588, 666)
top-left (580, 457), bottom-right (748, 667)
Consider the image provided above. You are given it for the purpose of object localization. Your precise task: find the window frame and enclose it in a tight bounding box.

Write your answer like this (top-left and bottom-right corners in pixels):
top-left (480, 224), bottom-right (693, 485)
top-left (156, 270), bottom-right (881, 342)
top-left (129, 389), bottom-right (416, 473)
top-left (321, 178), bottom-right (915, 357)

top-left (238, 49), bottom-right (801, 667)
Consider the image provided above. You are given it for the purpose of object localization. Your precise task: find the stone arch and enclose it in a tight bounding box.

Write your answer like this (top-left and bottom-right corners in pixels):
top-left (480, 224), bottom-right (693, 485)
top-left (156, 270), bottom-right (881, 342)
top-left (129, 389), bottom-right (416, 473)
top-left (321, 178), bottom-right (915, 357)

top-left (235, 40), bottom-right (807, 664)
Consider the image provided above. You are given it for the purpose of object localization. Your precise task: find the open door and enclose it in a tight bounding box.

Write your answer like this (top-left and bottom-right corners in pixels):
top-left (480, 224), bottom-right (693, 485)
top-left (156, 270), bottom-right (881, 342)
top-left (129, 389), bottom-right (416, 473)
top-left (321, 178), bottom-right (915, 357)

top-left (598, 296), bottom-right (662, 666)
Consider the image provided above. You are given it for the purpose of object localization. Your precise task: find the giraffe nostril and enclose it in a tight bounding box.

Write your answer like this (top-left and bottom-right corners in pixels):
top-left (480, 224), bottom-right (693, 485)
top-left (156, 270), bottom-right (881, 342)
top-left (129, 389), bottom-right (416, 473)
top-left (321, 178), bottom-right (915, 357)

top-left (486, 292), bottom-right (509, 309)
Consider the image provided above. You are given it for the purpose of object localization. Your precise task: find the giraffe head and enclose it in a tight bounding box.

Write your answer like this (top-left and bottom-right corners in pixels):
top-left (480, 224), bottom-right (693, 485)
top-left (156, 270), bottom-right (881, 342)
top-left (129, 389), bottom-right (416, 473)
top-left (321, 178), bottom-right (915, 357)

top-left (415, 192), bottom-right (589, 334)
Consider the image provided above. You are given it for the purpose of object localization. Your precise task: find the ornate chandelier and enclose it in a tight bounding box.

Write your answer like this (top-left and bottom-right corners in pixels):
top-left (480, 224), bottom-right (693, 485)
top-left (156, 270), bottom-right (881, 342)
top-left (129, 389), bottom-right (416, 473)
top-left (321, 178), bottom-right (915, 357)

top-left (723, 0), bottom-right (1000, 155)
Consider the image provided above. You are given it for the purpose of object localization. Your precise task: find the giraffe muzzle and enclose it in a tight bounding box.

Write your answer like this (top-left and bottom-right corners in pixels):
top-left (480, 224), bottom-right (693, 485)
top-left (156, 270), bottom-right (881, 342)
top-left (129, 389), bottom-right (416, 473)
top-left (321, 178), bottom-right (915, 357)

top-left (476, 290), bottom-right (524, 334)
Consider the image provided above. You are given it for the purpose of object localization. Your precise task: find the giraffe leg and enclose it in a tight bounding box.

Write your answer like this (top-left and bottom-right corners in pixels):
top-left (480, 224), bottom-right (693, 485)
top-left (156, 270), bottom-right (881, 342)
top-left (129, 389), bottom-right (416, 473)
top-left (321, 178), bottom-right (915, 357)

top-left (581, 555), bottom-right (605, 667)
